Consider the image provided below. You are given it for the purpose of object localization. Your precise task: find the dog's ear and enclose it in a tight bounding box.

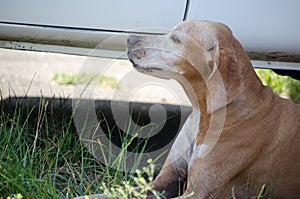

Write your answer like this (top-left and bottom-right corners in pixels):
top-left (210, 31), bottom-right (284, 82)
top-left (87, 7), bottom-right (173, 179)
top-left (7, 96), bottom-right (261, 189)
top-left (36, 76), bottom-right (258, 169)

top-left (206, 44), bottom-right (244, 113)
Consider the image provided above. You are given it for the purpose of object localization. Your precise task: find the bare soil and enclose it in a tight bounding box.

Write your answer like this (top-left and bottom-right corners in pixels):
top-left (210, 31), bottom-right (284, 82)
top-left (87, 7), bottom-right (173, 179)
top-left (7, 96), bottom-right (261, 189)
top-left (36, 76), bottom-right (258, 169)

top-left (0, 48), bottom-right (190, 106)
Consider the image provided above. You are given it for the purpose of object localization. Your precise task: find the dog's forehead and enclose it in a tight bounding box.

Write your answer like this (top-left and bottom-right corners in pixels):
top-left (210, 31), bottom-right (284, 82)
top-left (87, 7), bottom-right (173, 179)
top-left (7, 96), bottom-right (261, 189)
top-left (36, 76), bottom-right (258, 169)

top-left (172, 20), bottom-right (232, 47)
top-left (173, 21), bottom-right (214, 33)
top-left (172, 21), bottom-right (217, 44)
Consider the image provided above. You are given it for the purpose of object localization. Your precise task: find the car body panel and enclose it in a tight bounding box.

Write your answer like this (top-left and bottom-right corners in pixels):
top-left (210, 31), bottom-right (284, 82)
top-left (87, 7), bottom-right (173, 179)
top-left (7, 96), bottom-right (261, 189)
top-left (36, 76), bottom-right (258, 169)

top-left (0, 0), bottom-right (299, 70)
top-left (0, 0), bottom-right (187, 32)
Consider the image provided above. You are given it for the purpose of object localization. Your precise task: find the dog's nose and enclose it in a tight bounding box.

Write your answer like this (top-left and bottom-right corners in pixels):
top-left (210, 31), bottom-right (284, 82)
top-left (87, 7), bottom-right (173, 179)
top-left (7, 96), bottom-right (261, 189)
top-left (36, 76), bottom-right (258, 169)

top-left (127, 35), bottom-right (142, 49)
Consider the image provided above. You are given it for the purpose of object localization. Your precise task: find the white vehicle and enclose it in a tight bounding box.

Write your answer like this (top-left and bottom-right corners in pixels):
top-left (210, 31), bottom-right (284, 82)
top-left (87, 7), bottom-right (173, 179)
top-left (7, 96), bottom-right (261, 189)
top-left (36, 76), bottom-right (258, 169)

top-left (0, 0), bottom-right (299, 71)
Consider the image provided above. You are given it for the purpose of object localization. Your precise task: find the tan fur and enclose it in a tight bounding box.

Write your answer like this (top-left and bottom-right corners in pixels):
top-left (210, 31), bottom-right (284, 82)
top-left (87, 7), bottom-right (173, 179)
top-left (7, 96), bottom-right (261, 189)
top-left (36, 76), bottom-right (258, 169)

top-left (127, 20), bottom-right (300, 198)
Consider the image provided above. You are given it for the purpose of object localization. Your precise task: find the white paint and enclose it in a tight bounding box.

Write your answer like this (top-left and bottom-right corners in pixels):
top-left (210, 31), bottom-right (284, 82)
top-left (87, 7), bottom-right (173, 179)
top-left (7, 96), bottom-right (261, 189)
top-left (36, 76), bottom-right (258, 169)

top-left (0, 0), bottom-right (186, 32)
top-left (251, 60), bottom-right (300, 71)
top-left (187, 0), bottom-right (300, 54)
top-left (0, 40), bottom-right (127, 59)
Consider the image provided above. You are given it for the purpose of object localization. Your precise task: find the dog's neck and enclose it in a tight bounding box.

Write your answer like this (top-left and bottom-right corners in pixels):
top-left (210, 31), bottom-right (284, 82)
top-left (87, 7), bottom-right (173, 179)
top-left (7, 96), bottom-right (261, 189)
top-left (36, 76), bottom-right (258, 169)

top-left (224, 63), bottom-right (274, 127)
top-left (176, 61), bottom-right (273, 146)
top-left (176, 73), bottom-right (214, 145)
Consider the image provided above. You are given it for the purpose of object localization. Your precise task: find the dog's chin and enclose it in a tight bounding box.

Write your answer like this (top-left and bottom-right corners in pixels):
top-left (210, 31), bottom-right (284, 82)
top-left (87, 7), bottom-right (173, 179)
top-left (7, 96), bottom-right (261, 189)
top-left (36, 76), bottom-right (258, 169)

top-left (134, 64), bottom-right (162, 72)
top-left (130, 62), bottom-right (172, 80)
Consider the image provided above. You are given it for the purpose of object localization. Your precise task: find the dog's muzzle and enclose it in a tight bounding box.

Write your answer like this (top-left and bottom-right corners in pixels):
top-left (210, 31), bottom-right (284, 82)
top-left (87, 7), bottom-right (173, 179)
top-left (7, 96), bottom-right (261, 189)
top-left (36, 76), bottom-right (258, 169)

top-left (127, 35), bottom-right (143, 49)
top-left (127, 35), bottom-right (146, 66)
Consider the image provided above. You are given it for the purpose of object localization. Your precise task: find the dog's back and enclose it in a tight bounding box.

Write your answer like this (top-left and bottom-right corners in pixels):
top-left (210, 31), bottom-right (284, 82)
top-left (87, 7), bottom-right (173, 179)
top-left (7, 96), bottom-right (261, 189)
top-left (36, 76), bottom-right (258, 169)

top-left (262, 95), bottom-right (300, 197)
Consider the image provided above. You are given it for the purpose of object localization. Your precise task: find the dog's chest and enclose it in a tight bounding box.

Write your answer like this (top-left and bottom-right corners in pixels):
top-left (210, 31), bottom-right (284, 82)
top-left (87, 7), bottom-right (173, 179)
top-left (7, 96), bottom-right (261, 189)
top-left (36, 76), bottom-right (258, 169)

top-left (169, 110), bottom-right (200, 164)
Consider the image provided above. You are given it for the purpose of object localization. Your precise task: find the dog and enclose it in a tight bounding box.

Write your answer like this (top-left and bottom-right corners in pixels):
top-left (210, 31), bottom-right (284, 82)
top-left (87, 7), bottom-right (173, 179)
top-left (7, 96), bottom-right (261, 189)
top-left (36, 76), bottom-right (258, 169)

top-left (76, 20), bottom-right (300, 198)
top-left (127, 20), bottom-right (300, 198)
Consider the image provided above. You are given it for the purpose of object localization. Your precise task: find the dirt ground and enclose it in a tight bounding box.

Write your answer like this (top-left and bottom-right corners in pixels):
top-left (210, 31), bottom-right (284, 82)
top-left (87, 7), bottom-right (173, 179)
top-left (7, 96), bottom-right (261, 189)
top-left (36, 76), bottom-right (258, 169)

top-left (0, 48), bottom-right (191, 106)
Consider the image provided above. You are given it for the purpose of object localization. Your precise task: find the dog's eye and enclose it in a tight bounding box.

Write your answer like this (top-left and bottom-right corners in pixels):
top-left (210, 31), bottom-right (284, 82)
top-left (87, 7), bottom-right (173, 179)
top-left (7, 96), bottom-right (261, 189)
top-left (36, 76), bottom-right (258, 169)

top-left (170, 35), bottom-right (181, 44)
top-left (208, 46), bottom-right (215, 51)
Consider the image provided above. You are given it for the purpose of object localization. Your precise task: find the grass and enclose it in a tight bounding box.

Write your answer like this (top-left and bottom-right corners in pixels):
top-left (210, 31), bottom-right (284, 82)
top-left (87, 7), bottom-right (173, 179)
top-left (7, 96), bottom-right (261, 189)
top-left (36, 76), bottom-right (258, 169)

top-left (0, 93), bottom-right (169, 198)
top-left (0, 98), bottom-right (99, 198)
top-left (0, 96), bottom-right (160, 198)
top-left (100, 159), bottom-right (164, 199)
top-left (52, 73), bottom-right (118, 88)
top-left (255, 69), bottom-right (300, 103)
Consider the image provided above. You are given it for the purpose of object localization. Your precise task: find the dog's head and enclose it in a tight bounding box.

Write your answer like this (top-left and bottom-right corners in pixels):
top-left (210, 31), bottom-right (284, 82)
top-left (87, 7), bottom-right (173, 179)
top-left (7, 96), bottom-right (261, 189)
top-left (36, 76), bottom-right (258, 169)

top-left (127, 20), bottom-right (245, 112)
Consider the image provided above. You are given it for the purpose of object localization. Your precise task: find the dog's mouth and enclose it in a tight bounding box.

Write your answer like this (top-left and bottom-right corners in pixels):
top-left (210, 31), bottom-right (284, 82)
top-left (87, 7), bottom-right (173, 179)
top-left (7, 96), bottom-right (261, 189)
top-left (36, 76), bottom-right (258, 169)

top-left (128, 49), bottom-right (161, 72)
top-left (130, 61), bottom-right (163, 73)
top-left (127, 48), bottom-right (182, 78)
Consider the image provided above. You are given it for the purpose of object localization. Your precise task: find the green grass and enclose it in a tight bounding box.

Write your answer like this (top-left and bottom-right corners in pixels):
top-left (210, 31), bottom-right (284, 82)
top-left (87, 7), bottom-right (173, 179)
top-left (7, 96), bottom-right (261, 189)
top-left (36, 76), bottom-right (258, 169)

top-left (100, 159), bottom-right (164, 199)
top-left (255, 69), bottom-right (300, 103)
top-left (52, 73), bottom-right (118, 88)
top-left (0, 98), bottom-right (101, 198)
top-left (0, 97), bottom-right (162, 198)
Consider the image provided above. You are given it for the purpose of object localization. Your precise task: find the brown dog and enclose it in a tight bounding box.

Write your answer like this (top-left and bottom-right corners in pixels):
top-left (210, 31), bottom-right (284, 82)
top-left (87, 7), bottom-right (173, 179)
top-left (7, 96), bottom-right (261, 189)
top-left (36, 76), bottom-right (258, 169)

top-left (127, 20), bottom-right (300, 198)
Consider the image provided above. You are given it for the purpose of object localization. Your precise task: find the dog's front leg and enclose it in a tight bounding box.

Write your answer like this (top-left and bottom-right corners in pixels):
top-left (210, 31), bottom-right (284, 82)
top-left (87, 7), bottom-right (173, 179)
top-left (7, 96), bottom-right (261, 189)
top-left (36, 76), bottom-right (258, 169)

top-left (150, 116), bottom-right (197, 198)
top-left (150, 156), bottom-right (188, 198)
